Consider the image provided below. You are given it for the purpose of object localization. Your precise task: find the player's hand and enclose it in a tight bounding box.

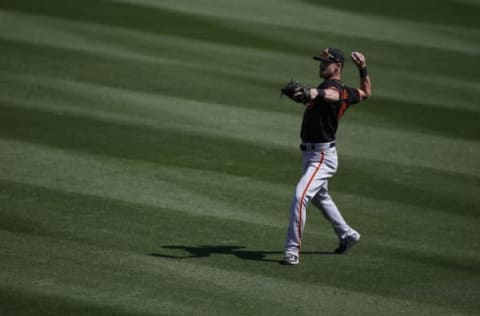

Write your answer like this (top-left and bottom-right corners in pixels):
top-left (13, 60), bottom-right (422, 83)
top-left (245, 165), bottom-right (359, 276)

top-left (281, 80), bottom-right (310, 104)
top-left (351, 51), bottom-right (367, 69)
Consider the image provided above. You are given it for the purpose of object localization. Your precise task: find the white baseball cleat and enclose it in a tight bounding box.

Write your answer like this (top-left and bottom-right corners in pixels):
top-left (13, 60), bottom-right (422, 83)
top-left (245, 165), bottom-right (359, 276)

top-left (282, 254), bottom-right (299, 265)
top-left (334, 231), bottom-right (361, 254)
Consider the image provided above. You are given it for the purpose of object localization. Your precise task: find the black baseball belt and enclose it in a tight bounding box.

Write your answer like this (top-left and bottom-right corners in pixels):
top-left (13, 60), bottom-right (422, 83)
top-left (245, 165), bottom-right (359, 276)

top-left (300, 142), bottom-right (335, 152)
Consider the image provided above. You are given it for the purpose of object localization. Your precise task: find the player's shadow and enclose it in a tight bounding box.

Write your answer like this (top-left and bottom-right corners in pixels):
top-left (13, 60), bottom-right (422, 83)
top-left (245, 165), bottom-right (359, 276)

top-left (150, 245), bottom-right (333, 264)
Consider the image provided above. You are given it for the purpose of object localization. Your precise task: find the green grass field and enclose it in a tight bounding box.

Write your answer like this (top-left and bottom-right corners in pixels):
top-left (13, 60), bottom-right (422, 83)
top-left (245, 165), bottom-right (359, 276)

top-left (1, 0), bottom-right (479, 315)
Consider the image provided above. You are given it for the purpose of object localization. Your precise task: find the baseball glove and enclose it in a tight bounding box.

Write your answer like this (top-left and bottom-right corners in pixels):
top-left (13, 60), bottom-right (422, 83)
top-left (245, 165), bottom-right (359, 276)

top-left (281, 80), bottom-right (310, 104)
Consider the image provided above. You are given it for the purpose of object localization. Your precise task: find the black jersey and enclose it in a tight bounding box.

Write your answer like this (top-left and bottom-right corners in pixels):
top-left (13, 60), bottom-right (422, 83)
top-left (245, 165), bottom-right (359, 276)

top-left (300, 79), bottom-right (361, 143)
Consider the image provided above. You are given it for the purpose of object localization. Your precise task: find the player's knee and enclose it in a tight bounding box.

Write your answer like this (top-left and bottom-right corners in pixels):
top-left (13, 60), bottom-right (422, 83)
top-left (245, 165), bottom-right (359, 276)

top-left (291, 194), bottom-right (309, 208)
top-left (295, 192), bottom-right (310, 203)
top-left (315, 193), bottom-right (331, 205)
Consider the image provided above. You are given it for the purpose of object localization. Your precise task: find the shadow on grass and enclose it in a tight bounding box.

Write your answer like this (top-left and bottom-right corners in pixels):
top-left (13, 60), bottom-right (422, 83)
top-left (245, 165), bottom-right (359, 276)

top-left (150, 245), bottom-right (334, 264)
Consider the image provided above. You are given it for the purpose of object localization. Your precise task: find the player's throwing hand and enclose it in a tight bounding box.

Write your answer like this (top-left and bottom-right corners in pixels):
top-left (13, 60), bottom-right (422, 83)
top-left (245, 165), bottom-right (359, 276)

top-left (351, 51), bottom-right (367, 69)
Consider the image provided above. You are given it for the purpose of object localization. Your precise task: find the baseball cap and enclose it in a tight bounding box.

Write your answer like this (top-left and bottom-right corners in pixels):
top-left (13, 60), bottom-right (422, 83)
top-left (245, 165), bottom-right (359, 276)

top-left (313, 48), bottom-right (345, 65)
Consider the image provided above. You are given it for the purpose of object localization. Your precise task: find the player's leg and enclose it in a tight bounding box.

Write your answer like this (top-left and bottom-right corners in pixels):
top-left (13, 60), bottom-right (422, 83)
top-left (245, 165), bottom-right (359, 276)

top-left (284, 153), bottom-right (326, 261)
top-left (311, 184), bottom-right (351, 239)
top-left (311, 186), bottom-right (360, 253)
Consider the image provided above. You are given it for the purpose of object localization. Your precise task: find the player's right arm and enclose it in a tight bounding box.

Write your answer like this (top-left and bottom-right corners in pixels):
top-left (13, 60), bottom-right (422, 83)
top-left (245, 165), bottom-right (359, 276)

top-left (351, 51), bottom-right (371, 100)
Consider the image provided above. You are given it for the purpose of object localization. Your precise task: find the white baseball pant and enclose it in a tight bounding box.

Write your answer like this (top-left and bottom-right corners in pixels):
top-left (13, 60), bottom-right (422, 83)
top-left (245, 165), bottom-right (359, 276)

top-left (284, 143), bottom-right (355, 256)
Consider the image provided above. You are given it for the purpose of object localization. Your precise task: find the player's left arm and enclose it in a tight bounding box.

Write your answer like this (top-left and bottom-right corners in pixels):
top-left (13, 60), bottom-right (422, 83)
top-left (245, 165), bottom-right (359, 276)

top-left (351, 51), bottom-right (371, 100)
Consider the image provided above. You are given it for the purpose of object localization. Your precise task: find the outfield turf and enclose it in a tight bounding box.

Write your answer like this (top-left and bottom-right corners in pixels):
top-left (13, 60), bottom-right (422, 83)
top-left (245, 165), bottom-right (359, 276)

top-left (1, 0), bottom-right (479, 315)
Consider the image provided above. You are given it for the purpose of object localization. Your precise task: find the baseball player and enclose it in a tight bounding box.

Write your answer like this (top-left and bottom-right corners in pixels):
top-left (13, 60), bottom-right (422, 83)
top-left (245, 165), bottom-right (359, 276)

top-left (280, 48), bottom-right (371, 265)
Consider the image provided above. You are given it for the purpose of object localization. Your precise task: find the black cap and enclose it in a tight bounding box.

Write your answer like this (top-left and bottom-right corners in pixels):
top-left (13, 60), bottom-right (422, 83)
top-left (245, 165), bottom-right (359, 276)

top-left (313, 48), bottom-right (345, 65)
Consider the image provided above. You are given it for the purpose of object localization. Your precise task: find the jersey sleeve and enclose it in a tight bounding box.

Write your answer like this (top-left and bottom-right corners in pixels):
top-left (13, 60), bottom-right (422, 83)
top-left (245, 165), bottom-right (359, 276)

top-left (344, 86), bottom-right (361, 105)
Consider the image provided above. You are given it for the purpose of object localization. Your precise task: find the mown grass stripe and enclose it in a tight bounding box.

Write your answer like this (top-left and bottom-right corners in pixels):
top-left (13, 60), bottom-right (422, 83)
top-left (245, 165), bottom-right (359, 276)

top-left (114, 0), bottom-right (480, 55)
top-left (0, 286), bottom-right (154, 316)
top-left (0, 0), bottom-right (310, 57)
top-left (1, 92), bottom-right (477, 178)
top-left (0, 234), bottom-right (197, 316)
top-left (0, 10), bottom-right (306, 82)
top-left (0, 74), bottom-right (300, 148)
top-left (0, 139), bottom-right (291, 227)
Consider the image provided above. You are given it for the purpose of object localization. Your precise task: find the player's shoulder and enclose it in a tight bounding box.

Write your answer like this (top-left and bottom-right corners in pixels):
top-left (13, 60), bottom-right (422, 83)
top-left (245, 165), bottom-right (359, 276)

top-left (321, 80), bottom-right (360, 103)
